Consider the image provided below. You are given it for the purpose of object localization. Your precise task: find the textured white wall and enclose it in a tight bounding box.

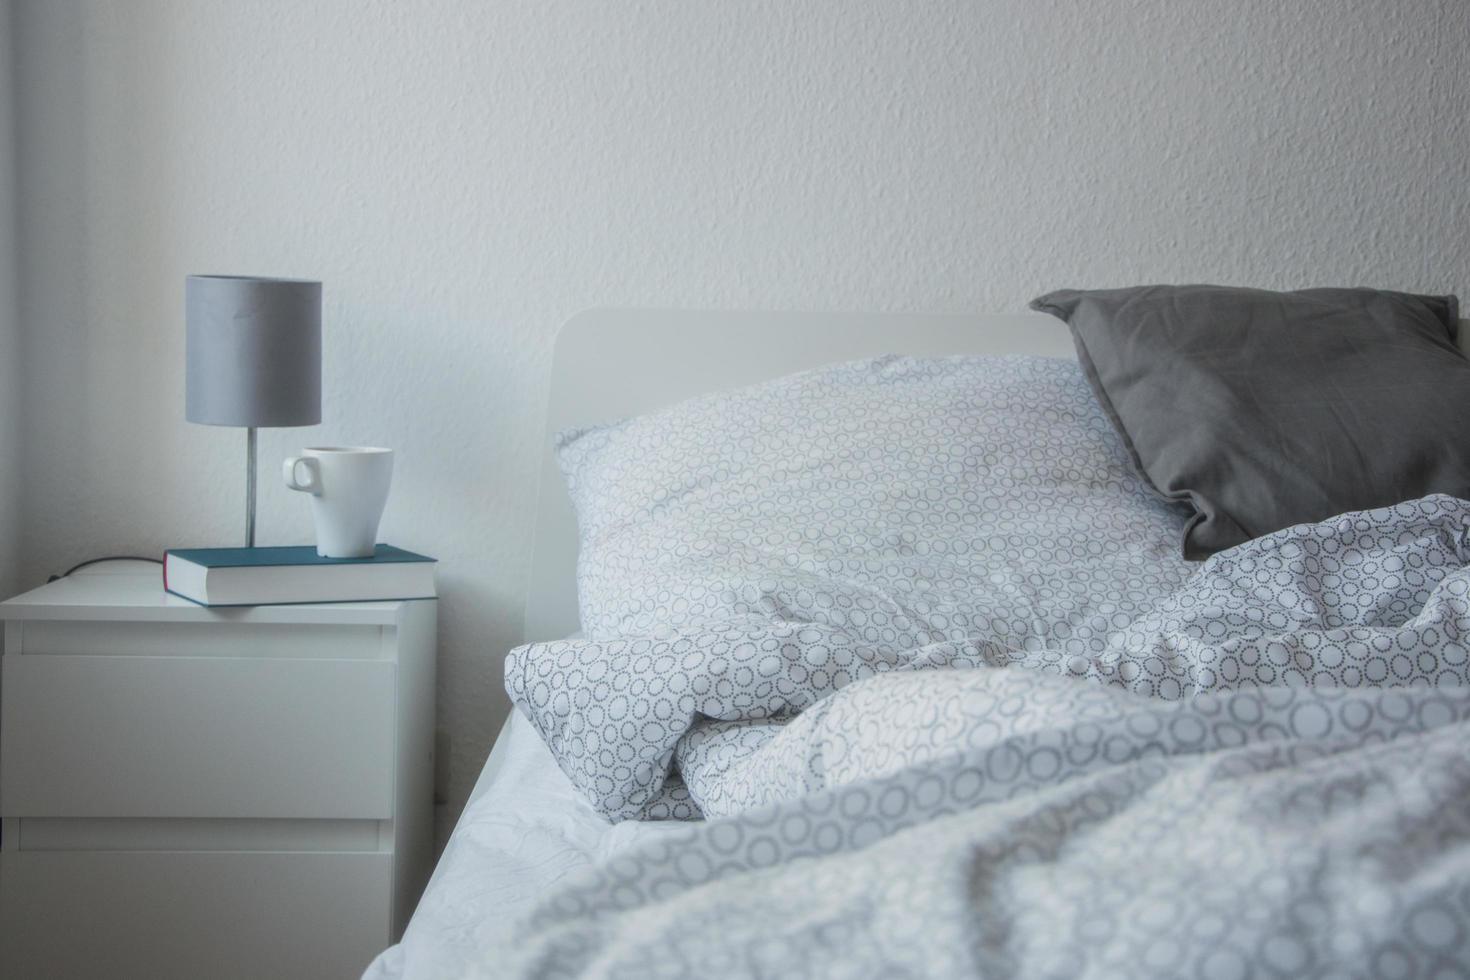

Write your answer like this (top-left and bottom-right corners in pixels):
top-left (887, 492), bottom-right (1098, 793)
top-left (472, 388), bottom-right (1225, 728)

top-left (11, 0), bottom-right (1469, 828)
top-left (0, 0), bottom-right (19, 601)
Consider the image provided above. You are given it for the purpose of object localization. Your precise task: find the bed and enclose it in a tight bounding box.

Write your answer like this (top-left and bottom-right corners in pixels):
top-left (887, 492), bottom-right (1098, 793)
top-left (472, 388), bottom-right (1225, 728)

top-left (369, 302), bottom-right (1470, 979)
top-left (367, 308), bottom-right (1075, 979)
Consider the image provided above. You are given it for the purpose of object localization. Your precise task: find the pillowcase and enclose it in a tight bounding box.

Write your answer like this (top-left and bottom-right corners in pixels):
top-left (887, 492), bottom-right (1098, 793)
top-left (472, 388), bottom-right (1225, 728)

top-left (1030, 284), bottom-right (1469, 559)
top-left (557, 354), bottom-right (1193, 645)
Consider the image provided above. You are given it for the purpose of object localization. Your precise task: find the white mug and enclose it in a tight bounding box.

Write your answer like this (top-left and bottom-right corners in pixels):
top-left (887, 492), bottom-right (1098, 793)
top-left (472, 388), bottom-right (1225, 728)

top-left (282, 447), bottom-right (394, 558)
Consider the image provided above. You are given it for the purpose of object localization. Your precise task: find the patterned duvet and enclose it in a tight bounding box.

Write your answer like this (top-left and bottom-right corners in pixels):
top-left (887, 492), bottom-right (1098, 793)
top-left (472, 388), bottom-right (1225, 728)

top-left (496, 356), bottom-right (1470, 979)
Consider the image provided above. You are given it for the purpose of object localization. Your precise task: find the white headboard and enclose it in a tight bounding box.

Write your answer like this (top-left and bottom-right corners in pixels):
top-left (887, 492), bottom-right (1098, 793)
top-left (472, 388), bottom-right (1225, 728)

top-left (522, 308), bottom-right (1075, 641)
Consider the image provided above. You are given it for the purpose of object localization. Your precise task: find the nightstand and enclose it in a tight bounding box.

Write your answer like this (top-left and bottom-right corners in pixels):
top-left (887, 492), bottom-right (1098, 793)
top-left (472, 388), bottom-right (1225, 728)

top-left (0, 561), bottom-right (436, 980)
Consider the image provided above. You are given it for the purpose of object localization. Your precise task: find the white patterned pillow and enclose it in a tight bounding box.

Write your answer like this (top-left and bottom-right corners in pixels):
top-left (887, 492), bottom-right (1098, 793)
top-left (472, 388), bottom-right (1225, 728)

top-left (557, 355), bottom-right (1193, 643)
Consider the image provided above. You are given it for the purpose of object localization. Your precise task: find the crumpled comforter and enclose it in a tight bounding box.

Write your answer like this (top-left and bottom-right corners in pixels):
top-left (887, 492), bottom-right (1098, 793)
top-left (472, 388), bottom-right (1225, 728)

top-left (499, 495), bottom-right (1470, 978)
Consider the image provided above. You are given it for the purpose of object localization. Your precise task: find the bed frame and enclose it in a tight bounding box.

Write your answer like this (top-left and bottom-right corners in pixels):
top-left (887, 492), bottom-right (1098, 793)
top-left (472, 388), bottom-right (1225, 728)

top-left (523, 308), bottom-right (1075, 640)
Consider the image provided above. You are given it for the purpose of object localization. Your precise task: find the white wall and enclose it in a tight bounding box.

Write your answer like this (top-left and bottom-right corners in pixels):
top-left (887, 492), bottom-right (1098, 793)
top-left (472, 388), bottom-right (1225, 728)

top-left (12, 0), bottom-right (1469, 829)
top-left (0, 0), bottom-right (19, 601)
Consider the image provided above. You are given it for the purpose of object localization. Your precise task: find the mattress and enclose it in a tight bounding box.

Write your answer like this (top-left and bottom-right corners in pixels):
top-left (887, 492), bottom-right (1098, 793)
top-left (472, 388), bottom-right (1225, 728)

top-left (362, 708), bottom-right (690, 980)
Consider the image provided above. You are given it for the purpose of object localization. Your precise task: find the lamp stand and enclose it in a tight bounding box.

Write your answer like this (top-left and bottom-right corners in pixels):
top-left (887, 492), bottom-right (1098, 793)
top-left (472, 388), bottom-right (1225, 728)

top-left (245, 426), bottom-right (257, 548)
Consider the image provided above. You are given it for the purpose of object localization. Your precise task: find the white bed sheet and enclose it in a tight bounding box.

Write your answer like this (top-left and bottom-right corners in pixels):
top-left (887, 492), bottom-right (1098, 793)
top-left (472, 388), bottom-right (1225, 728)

top-left (363, 709), bottom-right (689, 980)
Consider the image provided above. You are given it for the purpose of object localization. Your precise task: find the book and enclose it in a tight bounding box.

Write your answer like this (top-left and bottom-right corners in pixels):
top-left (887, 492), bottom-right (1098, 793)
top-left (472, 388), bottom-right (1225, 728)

top-left (164, 545), bottom-right (437, 607)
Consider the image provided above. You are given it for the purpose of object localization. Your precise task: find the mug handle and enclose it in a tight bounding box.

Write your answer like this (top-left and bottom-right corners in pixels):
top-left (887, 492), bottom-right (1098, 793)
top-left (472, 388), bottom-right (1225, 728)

top-left (282, 456), bottom-right (323, 495)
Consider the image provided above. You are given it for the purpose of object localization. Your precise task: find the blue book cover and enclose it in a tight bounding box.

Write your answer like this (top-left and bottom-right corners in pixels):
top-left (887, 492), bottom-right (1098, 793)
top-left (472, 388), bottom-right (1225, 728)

top-left (164, 545), bottom-right (437, 606)
top-left (166, 544), bottom-right (435, 568)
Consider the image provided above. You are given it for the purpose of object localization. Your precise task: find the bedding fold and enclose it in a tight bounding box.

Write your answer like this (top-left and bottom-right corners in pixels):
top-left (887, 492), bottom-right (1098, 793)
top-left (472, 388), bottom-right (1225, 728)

top-left (493, 495), bottom-right (1470, 978)
top-left (502, 679), bottom-right (1470, 978)
top-left (509, 495), bottom-right (1470, 821)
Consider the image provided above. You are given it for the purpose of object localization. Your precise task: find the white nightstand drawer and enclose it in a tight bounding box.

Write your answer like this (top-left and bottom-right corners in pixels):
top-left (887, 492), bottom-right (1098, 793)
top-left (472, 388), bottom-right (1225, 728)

top-left (0, 850), bottom-right (392, 980)
top-left (1, 655), bottom-right (395, 818)
top-left (15, 618), bottom-right (384, 659)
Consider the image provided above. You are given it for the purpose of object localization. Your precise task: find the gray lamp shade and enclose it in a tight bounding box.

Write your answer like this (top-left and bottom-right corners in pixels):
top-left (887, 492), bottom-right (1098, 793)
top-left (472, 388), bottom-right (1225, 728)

top-left (185, 275), bottom-right (322, 427)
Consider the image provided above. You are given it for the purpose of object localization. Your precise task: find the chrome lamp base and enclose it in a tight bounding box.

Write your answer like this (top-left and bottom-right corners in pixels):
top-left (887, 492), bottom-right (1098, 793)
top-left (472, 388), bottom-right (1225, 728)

top-left (245, 426), bottom-right (257, 548)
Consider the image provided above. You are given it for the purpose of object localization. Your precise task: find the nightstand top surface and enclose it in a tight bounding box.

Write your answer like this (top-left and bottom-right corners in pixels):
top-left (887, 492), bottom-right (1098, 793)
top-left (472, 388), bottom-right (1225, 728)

top-left (1, 561), bottom-right (422, 625)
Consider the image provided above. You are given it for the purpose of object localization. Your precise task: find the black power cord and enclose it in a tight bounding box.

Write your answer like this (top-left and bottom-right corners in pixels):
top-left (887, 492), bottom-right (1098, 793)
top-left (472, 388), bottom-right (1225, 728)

top-left (48, 556), bottom-right (163, 583)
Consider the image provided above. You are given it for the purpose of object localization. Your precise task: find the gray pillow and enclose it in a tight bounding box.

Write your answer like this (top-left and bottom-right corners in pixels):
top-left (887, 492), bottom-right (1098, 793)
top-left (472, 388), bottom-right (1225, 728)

top-left (1030, 284), bottom-right (1469, 559)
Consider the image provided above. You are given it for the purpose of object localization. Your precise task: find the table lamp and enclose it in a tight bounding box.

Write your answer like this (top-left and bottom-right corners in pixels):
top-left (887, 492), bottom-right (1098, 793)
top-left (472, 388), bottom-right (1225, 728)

top-left (186, 275), bottom-right (322, 547)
